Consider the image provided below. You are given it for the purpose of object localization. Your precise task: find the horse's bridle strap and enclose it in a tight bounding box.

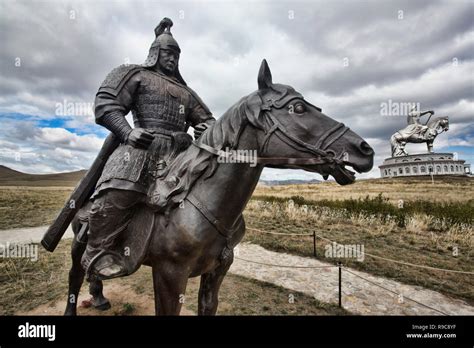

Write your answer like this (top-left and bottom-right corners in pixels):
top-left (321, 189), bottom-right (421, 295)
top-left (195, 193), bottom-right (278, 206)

top-left (192, 142), bottom-right (330, 165)
top-left (254, 157), bottom-right (329, 165)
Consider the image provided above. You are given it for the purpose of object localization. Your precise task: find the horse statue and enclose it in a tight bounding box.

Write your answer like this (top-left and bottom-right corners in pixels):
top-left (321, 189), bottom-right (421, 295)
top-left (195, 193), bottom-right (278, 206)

top-left (64, 60), bottom-right (374, 315)
top-left (390, 116), bottom-right (449, 157)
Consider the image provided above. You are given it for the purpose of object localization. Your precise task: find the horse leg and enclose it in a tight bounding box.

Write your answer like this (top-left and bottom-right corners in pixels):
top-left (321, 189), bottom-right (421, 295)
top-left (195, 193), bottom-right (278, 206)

top-left (64, 223), bottom-right (87, 316)
top-left (89, 279), bottom-right (111, 311)
top-left (151, 262), bottom-right (189, 315)
top-left (391, 134), bottom-right (403, 157)
top-left (198, 250), bottom-right (234, 316)
top-left (427, 141), bottom-right (433, 153)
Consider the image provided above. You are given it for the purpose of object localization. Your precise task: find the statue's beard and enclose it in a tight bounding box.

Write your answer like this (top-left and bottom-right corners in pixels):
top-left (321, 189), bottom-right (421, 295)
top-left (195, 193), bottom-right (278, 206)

top-left (158, 62), bottom-right (177, 76)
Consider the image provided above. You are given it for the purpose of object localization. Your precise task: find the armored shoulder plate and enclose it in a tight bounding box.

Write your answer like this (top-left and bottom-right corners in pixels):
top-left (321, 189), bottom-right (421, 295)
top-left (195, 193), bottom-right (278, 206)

top-left (98, 64), bottom-right (144, 97)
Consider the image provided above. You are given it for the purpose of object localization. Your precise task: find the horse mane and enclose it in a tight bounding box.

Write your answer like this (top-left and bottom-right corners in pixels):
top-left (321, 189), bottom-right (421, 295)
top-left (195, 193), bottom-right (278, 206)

top-left (152, 95), bottom-right (256, 207)
top-left (427, 116), bottom-right (448, 128)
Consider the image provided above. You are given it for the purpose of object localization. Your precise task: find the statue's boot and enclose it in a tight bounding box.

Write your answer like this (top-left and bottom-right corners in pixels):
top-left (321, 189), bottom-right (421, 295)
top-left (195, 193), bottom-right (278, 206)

top-left (81, 190), bottom-right (144, 281)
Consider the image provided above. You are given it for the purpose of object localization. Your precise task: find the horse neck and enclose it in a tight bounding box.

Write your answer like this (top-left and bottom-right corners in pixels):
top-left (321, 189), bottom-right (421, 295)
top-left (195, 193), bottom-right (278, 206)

top-left (191, 124), bottom-right (264, 225)
top-left (427, 117), bottom-right (442, 129)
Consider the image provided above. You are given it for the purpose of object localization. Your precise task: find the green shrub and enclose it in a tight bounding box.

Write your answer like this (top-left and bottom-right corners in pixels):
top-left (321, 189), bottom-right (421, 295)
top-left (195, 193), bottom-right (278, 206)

top-left (251, 194), bottom-right (473, 228)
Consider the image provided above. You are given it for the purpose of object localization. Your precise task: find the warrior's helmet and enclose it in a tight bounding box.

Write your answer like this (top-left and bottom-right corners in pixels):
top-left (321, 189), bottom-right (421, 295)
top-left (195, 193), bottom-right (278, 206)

top-left (143, 18), bottom-right (186, 85)
top-left (410, 104), bottom-right (421, 115)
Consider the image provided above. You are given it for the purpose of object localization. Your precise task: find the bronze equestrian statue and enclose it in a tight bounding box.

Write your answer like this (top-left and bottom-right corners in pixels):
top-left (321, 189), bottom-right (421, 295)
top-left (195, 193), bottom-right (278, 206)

top-left (41, 18), bottom-right (374, 315)
top-left (390, 105), bottom-right (449, 157)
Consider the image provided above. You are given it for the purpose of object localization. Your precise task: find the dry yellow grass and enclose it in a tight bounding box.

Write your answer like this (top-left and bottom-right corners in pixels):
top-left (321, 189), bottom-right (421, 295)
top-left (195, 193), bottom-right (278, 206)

top-left (242, 199), bottom-right (473, 304)
top-left (0, 187), bottom-right (72, 229)
top-left (255, 177), bottom-right (474, 204)
top-left (1, 177), bottom-right (472, 306)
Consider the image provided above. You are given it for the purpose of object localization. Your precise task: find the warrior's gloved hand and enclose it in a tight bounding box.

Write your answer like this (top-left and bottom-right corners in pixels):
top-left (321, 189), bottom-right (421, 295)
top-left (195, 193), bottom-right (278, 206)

top-left (127, 128), bottom-right (154, 149)
top-left (194, 123), bottom-right (210, 139)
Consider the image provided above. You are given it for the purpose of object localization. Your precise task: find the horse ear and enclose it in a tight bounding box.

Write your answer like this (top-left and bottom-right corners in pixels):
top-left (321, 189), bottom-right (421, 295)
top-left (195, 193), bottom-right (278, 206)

top-left (258, 59), bottom-right (273, 90)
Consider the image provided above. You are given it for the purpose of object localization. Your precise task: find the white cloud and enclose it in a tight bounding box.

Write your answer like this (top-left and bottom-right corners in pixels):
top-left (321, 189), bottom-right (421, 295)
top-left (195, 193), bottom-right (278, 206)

top-left (33, 127), bottom-right (103, 152)
top-left (0, 0), bottom-right (472, 177)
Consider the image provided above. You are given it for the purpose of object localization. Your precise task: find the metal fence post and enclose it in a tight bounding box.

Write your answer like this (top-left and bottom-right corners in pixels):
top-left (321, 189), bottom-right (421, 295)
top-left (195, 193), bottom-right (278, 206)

top-left (338, 262), bottom-right (342, 308)
top-left (313, 231), bottom-right (316, 257)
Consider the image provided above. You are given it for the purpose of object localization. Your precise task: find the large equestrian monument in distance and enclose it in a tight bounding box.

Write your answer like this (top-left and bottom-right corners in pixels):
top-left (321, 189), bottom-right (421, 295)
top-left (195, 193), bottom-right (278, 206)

top-left (379, 106), bottom-right (471, 178)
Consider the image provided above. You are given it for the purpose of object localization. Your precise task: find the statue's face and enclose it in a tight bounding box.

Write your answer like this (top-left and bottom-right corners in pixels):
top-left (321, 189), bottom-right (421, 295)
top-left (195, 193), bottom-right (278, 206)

top-left (158, 48), bottom-right (179, 74)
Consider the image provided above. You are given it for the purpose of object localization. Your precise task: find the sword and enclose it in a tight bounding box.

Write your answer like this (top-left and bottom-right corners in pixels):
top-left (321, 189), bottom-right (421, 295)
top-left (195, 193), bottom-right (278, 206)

top-left (41, 133), bottom-right (120, 252)
top-left (423, 111), bottom-right (434, 126)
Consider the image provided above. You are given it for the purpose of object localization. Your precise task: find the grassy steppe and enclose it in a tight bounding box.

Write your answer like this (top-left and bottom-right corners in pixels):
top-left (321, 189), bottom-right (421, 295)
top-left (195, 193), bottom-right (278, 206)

top-left (255, 177), bottom-right (474, 203)
top-left (0, 239), bottom-right (347, 315)
top-left (0, 176), bottom-right (472, 306)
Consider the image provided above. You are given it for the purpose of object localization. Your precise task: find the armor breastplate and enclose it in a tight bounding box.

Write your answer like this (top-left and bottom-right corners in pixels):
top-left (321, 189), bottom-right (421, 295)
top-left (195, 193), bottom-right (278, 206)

top-left (133, 71), bottom-right (189, 132)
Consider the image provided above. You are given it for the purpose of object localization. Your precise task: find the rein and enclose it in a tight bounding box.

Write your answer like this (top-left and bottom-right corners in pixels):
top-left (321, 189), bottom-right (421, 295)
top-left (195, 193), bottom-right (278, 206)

top-left (192, 142), bottom-right (340, 166)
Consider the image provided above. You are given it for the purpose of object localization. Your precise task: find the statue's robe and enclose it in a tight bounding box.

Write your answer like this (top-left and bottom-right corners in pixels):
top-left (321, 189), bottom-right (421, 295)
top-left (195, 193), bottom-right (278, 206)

top-left (398, 114), bottom-right (428, 140)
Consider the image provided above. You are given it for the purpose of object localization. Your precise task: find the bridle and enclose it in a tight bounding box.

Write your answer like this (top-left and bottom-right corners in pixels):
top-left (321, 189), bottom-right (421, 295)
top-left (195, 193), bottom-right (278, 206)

top-left (193, 92), bottom-right (350, 167)
top-left (186, 92), bottom-right (351, 241)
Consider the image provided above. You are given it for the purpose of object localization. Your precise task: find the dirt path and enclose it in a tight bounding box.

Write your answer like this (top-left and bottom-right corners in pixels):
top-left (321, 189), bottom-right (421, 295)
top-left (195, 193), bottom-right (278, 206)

top-left (16, 283), bottom-right (194, 316)
top-left (0, 225), bottom-right (74, 244)
top-left (230, 243), bottom-right (474, 315)
top-left (2, 226), bottom-right (473, 315)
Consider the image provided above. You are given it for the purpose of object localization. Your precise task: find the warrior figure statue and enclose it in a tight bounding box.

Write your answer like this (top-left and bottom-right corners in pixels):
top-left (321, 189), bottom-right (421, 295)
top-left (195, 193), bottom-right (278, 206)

top-left (389, 104), bottom-right (448, 157)
top-left (405, 104), bottom-right (434, 137)
top-left (80, 18), bottom-right (216, 279)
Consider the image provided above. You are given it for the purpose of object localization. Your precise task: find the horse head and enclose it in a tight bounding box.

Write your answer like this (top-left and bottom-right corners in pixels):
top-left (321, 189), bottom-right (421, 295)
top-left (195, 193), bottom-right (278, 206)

top-left (426, 116), bottom-right (449, 138)
top-left (245, 60), bottom-right (374, 185)
top-left (437, 116), bottom-right (449, 132)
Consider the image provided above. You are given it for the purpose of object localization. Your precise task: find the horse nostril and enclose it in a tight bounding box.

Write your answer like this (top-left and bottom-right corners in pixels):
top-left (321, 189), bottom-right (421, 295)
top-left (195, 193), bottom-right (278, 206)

top-left (360, 141), bottom-right (374, 156)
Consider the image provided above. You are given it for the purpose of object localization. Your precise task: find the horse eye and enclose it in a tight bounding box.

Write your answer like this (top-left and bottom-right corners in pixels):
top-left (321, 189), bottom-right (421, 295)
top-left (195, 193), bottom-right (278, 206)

top-left (294, 102), bottom-right (306, 114)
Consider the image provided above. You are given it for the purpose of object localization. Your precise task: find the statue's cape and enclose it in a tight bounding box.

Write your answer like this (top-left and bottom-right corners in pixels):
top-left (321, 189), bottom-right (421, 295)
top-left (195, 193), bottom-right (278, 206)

top-left (397, 123), bottom-right (425, 139)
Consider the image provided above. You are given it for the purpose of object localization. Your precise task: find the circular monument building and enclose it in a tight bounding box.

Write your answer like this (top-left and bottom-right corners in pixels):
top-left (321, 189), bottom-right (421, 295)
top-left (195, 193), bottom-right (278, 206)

top-left (379, 152), bottom-right (470, 178)
top-left (379, 107), bottom-right (471, 178)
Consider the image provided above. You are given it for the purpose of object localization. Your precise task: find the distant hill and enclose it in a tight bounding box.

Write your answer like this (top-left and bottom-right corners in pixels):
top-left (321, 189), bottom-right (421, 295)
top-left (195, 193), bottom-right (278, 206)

top-left (0, 165), bottom-right (324, 187)
top-left (0, 165), bottom-right (86, 187)
top-left (258, 179), bottom-right (321, 186)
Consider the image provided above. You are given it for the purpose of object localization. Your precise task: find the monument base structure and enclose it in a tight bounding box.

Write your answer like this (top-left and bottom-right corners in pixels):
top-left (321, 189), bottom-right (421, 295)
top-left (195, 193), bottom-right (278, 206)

top-left (379, 152), bottom-right (471, 178)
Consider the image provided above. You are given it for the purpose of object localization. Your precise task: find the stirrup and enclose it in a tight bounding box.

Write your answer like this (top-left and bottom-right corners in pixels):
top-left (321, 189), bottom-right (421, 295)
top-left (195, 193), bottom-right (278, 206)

top-left (86, 249), bottom-right (127, 281)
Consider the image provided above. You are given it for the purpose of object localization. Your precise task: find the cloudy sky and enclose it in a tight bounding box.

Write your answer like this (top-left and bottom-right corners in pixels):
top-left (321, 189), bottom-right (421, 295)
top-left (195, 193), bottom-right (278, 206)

top-left (0, 0), bottom-right (473, 181)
